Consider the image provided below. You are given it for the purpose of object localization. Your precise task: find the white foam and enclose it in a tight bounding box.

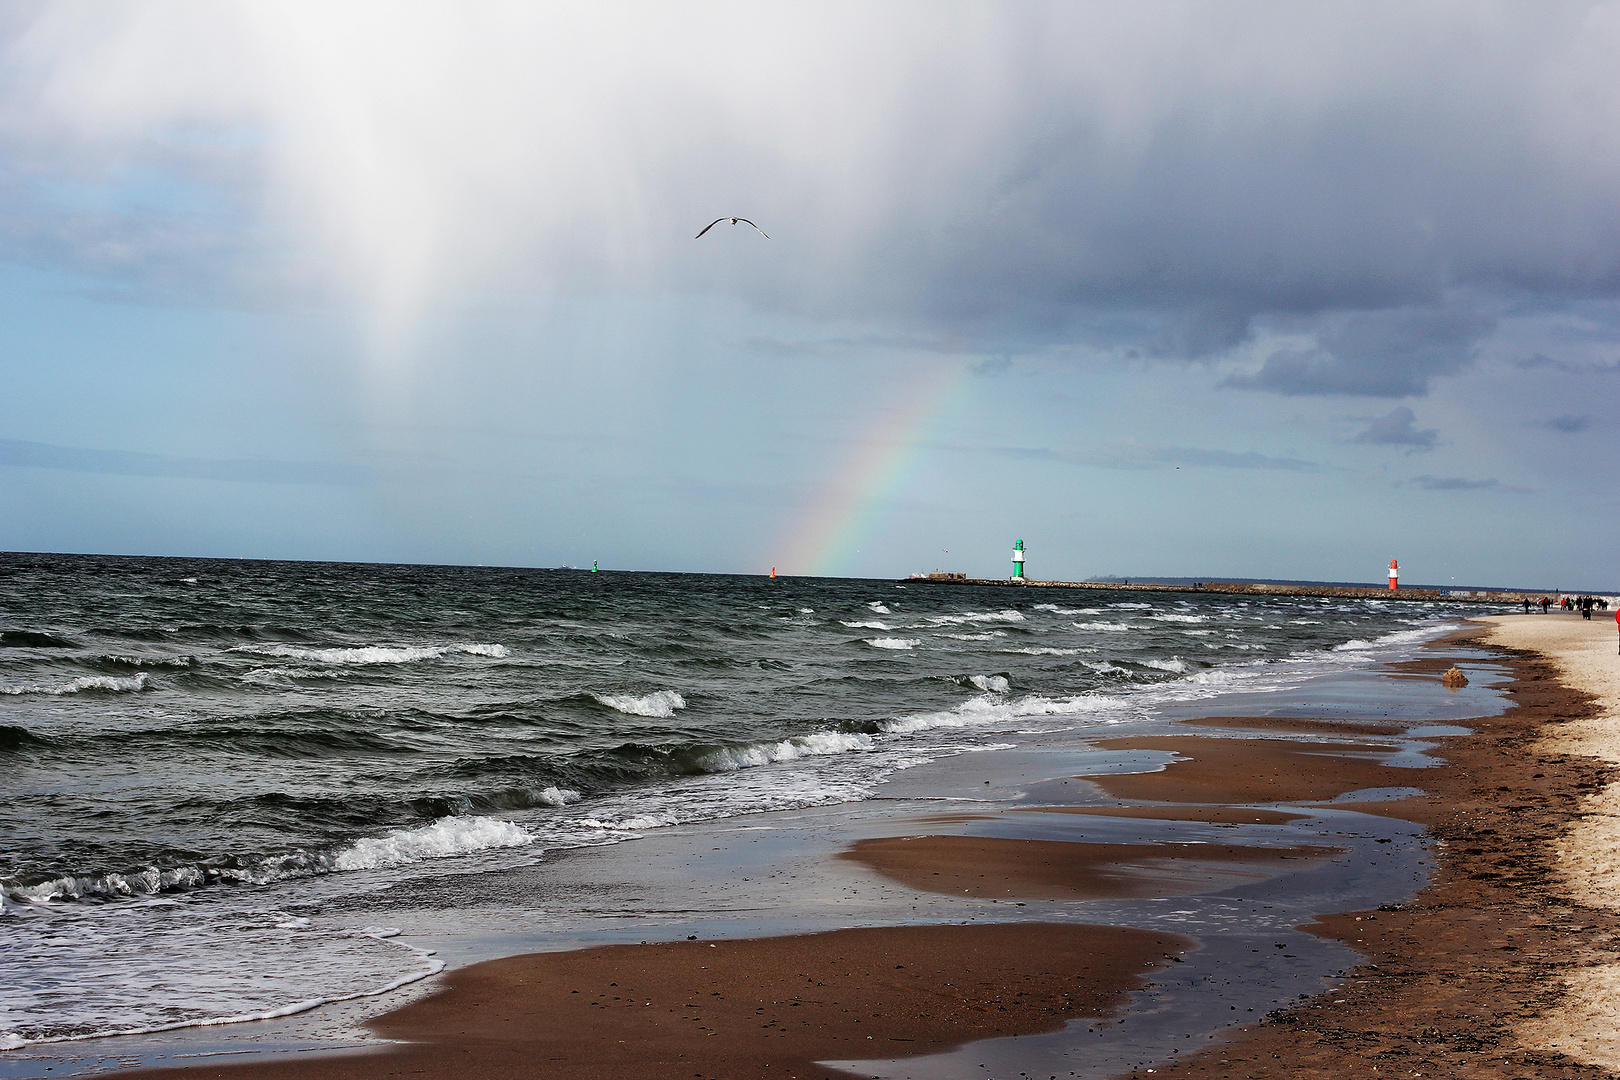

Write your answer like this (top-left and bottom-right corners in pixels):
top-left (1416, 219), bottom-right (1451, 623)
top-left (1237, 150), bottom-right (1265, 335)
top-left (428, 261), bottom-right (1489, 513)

top-left (241, 666), bottom-right (345, 682)
top-left (840, 620), bottom-right (893, 630)
top-left (531, 786), bottom-right (582, 806)
top-left (866, 602), bottom-right (893, 614)
top-left (944, 631), bottom-right (1007, 640)
top-left (98, 654), bottom-right (195, 668)
top-left (968, 674), bottom-right (1010, 693)
top-left (332, 816), bottom-right (534, 871)
top-left (880, 692), bottom-right (1113, 735)
top-left (592, 689), bottom-right (686, 717)
top-left (695, 730), bottom-right (874, 772)
top-left (926, 610), bottom-right (1026, 625)
top-left (1152, 613), bottom-right (1206, 623)
top-left (0, 673), bottom-right (148, 696)
top-left (1140, 657), bottom-right (1193, 673)
top-left (1073, 621), bottom-right (1136, 631)
top-left (232, 643), bottom-right (508, 665)
top-left (575, 813), bottom-right (680, 832)
top-left (1002, 646), bottom-right (1085, 656)
top-left (1110, 602), bottom-right (1154, 609)
top-left (865, 638), bottom-right (920, 650)
top-left (1032, 603), bottom-right (1087, 615)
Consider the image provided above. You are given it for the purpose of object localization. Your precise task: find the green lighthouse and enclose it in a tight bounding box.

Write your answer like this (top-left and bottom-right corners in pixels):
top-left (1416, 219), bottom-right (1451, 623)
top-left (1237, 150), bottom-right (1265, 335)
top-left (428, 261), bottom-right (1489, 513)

top-left (1012, 539), bottom-right (1025, 580)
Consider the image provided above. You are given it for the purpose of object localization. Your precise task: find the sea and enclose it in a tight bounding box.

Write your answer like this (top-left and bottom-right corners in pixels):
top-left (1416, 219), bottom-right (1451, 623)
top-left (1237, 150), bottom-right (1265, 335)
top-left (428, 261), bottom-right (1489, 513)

top-left (0, 552), bottom-right (1506, 1058)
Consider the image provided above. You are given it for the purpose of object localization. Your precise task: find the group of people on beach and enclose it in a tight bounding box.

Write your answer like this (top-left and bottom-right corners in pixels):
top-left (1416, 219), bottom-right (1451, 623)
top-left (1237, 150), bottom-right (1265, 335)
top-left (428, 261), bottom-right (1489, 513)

top-left (1521, 595), bottom-right (1611, 617)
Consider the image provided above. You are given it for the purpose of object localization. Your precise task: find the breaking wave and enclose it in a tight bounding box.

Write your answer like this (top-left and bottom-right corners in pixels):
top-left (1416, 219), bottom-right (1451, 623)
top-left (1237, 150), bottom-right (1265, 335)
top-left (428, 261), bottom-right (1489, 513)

top-left (865, 638), bottom-right (920, 650)
top-left (0, 673), bottom-right (149, 695)
top-left (332, 816), bottom-right (535, 870)
top-left (592, 689), bottom-right (687, 717)
top-left (231, 643), bottom-right (508, 665)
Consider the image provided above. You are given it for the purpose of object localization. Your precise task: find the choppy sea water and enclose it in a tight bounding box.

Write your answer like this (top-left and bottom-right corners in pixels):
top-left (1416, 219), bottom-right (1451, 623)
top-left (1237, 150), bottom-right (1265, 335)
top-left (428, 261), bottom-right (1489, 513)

top-left (0, 553), bottom-right (1501, 1051)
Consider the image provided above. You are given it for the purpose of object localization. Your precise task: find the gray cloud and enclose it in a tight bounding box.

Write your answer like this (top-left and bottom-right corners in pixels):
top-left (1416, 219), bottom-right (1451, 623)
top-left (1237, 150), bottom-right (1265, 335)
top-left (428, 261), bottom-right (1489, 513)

top-left (1538, 414), bottom-right (1593, 433)
top-left (962, 442), bottom-right (1319, 473)
top-left (1352, 406), bottom-right (1438, 451)
top-left (1411, 474), bottom-right (1531, 494)
top-left (1225, 302), bottom-right (1495, 397)
top-left (0, 438), bottom-right (364, 485)
top-left (2, 3), bottom-right (1619, 392)
top-left (1514, 354), bottom-right (1620, 375)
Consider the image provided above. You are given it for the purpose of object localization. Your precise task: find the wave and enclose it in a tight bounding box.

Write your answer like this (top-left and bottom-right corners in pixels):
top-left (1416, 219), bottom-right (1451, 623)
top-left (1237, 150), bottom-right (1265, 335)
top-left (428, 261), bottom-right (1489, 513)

top-left (1073, 621), bottom-right (1136, 631)
top-left (1139, 657), bottom-right (1193, 673)
top-left (575, 812), bottom-right (680, 832)
top-left (0, 673), bottom-right (149, 696)
top-left (592, 689), bottom-right (686, 717)
top-left (692, 730), bottom-right (875, 772)
top-left (1152, 613), bottom-right (1207, 623)
top-left (864, 638), bottom-right (920, 650)
top-left (332, 815), bottom-right (535, 871)
top-left (1002, 646), bottom-right (1086, 656)
top-left (944, 631), bottom-right (1006, 640)
top-left (4, 813), bottom-right (549, 905)
top-left (231, 643), bottom-right (508, 665)
top-left (879, 691), bottom-right (1113, 736)
top-left (966, 674), bottom-right (1010, 693)
top-left (0, 630), bottom-right (77, 648)
top-left (1332, 626), bottom-right (1442, 653)
top-left (925, 610), bottom-right (1026, 625)
top-left (0, 725), bottom-right (42, 752)
top-left (866, 602), bottom-right (893, 614)
top-left (95, 653), bottom-right (197, 669)
top-left (840, 620), bottom-right (893, 630)
top-left (1032, 603), bottom-right (1088, 615)
top-left (0, 924), bottom-right (443, 1050)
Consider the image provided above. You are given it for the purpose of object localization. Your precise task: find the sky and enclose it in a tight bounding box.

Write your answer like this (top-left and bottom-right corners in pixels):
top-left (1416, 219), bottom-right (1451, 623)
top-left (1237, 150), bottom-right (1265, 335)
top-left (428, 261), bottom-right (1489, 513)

top-left (0, 1), bottom-right (1617, 589)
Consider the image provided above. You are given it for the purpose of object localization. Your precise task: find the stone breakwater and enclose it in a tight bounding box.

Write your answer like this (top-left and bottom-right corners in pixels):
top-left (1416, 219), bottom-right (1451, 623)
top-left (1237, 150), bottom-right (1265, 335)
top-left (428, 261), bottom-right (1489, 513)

top-left (902, 576), bottom-right (1539, 603)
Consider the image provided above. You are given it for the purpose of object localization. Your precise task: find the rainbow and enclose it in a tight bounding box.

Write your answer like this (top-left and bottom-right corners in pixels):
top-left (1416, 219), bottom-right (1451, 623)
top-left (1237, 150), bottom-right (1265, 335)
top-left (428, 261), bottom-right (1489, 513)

top-left (776, 361), bottom-right (974, 577)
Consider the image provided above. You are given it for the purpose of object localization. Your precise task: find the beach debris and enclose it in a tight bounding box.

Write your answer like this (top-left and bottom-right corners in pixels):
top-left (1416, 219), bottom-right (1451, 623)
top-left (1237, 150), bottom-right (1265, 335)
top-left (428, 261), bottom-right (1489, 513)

top-left (1442, 665), bottom-right (1469, 688)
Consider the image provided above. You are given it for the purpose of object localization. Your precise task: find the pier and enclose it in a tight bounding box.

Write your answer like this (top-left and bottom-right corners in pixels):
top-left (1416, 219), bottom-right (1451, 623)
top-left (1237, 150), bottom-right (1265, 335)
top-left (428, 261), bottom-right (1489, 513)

top-left (901, 574), bottom-right (1549, 604)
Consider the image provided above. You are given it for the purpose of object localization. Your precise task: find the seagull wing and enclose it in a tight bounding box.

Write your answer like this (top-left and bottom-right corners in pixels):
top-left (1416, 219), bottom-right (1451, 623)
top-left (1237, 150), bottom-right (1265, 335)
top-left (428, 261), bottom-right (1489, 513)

top-left (695, 218), bottom-right (727, 239)
top-left (736, 218), bottom-right (770, 239)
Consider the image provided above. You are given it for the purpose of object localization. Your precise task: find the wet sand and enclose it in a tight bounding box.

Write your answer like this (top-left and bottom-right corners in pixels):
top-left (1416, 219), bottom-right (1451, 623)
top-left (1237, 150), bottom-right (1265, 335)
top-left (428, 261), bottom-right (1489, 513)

top-left (1133, 618), bottom-right (1620, 1079)
top-left (1085, 735), bottom-right (1415, 804)
top-left (841, 835), bottom-right (1338, 900)
top-left (110, 924), bottom-right (1187, 1080)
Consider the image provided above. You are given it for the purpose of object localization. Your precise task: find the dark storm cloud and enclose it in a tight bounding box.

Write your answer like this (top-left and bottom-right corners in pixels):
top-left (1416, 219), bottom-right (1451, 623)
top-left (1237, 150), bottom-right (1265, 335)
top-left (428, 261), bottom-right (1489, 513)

top-left (1352, 407), bottom-right (1438, 451)
top-left (0, 438), bottom-right (364, 485)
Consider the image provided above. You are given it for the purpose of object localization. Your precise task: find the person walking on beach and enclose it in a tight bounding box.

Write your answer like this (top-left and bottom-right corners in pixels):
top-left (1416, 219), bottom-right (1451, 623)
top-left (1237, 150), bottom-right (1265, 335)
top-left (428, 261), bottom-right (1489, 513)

top-left (1541, 596), bottom-right (1551, 613)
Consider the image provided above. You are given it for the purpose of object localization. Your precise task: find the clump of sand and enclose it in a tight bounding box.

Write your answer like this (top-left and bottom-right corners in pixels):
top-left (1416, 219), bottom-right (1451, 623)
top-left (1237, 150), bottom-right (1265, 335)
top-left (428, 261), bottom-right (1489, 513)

top-left (1478, 614), bottom-right (1620, 1067)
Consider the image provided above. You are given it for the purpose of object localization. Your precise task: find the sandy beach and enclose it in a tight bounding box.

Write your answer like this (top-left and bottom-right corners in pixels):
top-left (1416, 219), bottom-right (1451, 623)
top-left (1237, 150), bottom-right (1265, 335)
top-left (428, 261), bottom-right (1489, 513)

top-left (65, 613), bottom-right (1620, 1080)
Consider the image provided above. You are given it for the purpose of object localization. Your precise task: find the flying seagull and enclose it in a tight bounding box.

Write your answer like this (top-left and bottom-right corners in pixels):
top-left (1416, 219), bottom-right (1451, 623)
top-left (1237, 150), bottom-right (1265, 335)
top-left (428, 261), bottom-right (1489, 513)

top-left (696, 217), bottom-right (770, 239)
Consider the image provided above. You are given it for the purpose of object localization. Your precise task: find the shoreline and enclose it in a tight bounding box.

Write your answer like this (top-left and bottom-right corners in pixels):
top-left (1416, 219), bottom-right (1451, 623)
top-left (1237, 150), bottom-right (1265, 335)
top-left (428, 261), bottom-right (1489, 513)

top-left (79, 618), bottom-right (1538, 1080)
top-left (1138, 613), bottom-right (1620, 1078)
top-left (20, 614), bottom-right (1611, 1079)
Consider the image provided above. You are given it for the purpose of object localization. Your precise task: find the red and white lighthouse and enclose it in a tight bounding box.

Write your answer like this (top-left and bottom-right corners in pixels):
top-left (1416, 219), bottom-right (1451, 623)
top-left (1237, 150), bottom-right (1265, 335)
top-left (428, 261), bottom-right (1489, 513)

top-left (1388, 559), bottom-right (1399, 591)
